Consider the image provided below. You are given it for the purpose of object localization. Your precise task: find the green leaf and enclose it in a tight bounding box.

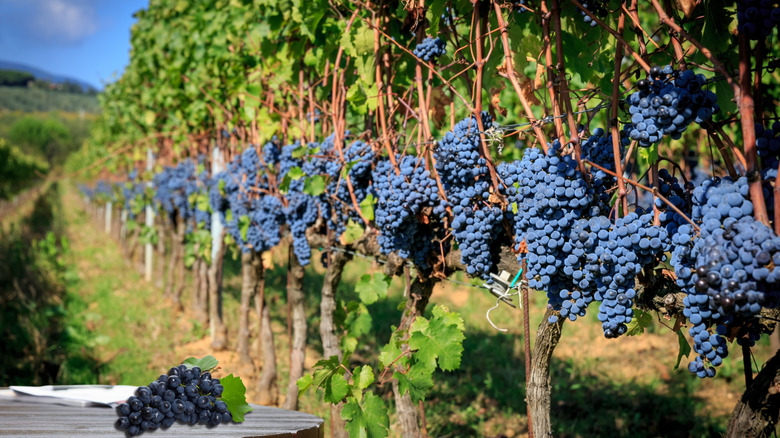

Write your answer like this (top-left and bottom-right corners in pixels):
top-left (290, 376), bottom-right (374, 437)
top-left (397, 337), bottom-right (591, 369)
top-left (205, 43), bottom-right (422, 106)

top-left (394, 362), bottom-right (434, 403)
top-left (408, 305), bottom-right (465, 371)
top-left (638, 144), bottom-right (658, 169)
top-left (341, 392), bottom-right (390, 438)
top-left (279, 175), bottom-right (291, 193)
top-left (308, 356), bottom-right (349, 404)
top-left (378, 338), bottom-right (404, 369)
top-left (287, 166), bottom-right (305, 180)
top-left (238, 214), bottom-right (251, 242)
top-left (304, 175), bottom-right (326, 196)
top-left (220, 374), bottom-right (253, 422)
top-left (626, 308), bottom-right (653, 336)
top-left (342, 220), bottom-right (364, 244)
top-left (324, 373), bottom-right (349, 404)
top-left (297, 374), bottom-right (313, 398)
top-left (352, 365), bottom-right (375, 394)
top-left (674, 329), bottom-right (692, 370)
top-left (426, 0), bottom-right (447, 35)
top-left (360, 194), bottom-right (374, 221)
top-left (355, 273), bottom-right (391, 305)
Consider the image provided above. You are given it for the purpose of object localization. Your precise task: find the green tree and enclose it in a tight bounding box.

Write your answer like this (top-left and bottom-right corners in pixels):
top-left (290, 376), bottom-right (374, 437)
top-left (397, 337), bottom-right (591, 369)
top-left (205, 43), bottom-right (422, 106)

top-left (8, 117), bottom-right (72, 166)
top-left (0, 69), bottom-right (34, 87)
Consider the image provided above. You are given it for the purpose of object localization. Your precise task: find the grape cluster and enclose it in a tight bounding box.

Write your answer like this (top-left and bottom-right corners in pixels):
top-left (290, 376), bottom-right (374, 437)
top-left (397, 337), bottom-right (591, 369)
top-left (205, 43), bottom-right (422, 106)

top-left (323, 140), bottom-right (374, 238)
top-left (737, 0), bottom-right (780, 40)
top-left (626, 65), bottom-right (719, 147)
top-left (581, 127), bottom-right (628, 207)
top-left (579, 1), bottom-right (609, 27)
top-left (436, 113), bottom-right (507, 278)
top-left (281, 142), bottom-right (320, 266)
top-left (122, 170), bottom-right (147, 220)
top-left (757, 121), bottom-right (780, 171)
top-left (115, 365), bottom-right (232, 436)
top-left (509, 142), bottom-right (602, 292)
top-left (94, 180), bottom-right (116, 203)
top-left (219, 145), bottom-right (284, 253)
top-left (153, 161), bottom-right (197, 221)
top-left (677, 175), bottom-right (780, 376)
top-left (412, 37), bottom-right (446, 62)
top-left (373, 155), bottom-right (447, 269)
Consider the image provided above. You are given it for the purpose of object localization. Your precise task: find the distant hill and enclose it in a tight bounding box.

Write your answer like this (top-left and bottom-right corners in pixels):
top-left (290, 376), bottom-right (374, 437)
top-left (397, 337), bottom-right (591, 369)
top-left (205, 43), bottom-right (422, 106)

top-left (0, 60), bottom-right (98, 92)
top-left (0, 86), bottom-right (100, 113)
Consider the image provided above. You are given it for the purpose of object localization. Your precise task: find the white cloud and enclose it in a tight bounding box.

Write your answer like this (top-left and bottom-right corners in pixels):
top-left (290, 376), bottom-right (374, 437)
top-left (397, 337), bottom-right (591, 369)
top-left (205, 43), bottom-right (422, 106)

top-left (0, 0), bottom-right (101, 45)
top-left (32, 0), bottom-right (99, 44)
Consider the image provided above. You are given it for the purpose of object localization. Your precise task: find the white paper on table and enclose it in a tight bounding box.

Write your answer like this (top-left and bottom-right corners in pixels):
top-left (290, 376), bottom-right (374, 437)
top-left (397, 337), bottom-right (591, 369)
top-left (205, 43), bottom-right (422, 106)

top-left (5, 385), bottom-right (138, 408)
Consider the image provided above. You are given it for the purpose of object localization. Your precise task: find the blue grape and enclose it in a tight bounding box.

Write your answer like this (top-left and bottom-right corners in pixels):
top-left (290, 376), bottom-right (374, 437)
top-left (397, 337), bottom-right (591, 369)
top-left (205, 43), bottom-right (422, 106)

top-left (413, 37), bottom-right (446, 62)
top-left (737, 0), bottom-right (780, 40)
top-left (625, 66), bottom-right (719, 147)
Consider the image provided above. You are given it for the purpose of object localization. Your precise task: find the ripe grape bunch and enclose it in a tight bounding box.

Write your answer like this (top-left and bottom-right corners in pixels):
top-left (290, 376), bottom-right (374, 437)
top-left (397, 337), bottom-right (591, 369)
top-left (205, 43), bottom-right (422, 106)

top-left (436, 113), bottom-right (507, 278)
top-left (413, 37), bottom-right (446, 62)
top-left (756, 121), bottom-right (780, 172)
top-left (114, 364), bottom-right (234, 436)
top-left (579, 1), bottom-right (609, 27)
top-left (627, 65), bottom-right (719, 147)
top-left (373, 155), bottom-right (447, 270)
top-left (736, 0), bottom-right (780, 40)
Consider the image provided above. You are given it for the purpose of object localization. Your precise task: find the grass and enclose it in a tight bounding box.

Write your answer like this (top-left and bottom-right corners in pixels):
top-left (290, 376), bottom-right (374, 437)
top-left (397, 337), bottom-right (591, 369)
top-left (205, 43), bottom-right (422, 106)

top-left (25, 182), bottom-right (775, 437)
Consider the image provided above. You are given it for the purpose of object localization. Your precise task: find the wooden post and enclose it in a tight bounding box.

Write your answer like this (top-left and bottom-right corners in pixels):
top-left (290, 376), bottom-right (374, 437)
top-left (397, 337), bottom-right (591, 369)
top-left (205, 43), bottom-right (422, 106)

top-left (144, 148), bottom-right (154, 282)
top-left (105, 201), bottom-right (112, 234)
top-left (120, 209), bottom-right (127, 241)
top-left (211, 146), bottom-right (225, 270)
top-left (209, 145), bottom-right (228, 349)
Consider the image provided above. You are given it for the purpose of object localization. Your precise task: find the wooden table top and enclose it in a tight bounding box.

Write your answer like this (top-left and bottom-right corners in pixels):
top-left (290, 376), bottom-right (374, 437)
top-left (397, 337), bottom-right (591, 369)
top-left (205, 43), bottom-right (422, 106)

top-left (0, 397), bottom-right (324, 437)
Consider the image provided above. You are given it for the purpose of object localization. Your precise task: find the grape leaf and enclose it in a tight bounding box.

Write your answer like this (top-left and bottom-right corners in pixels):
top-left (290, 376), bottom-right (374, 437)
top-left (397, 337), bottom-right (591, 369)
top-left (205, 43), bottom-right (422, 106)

top-left (360, 193), bottom-right (375, 221)
top-left (626, 308), bottom-right (652, 336)
top-left (324, 373), bottom-right (349, 404)
top-left (639, 144), bottom-right (658, 169)
top-left (394, 362), bottom-right (434, 403)
top-left (220, 374), bottom-right (253, 422)
top-left (239, 214), bottom-right (251, 241)
top-left (342, 220), bottom-right (363, 244)
top-left (378, 338), bottom-right (404, 369)
top-left (297, 374), bottom-right (313, 398)
top-left (310, 356), bottom-right (349, 404)
top-left (181, 355), bottom-right (219, 372)
top-left (674, 329), bottom-right (692, 370)
top-left (352, 365), bottom-right (375, 394)
top-left (286, 166), bottom-right (304, 180)
top-left (304, 175), bottom-right (326, 196)
top-left (408, 305), bottom-right (465, 371)
top-left (355, 273), bottom-right (390, 305)
top-left (341, 392), bottom-right (389, 438)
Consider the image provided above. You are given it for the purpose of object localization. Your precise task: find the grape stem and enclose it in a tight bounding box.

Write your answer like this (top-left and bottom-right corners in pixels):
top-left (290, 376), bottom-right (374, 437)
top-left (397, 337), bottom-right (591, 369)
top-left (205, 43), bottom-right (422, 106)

top-left (540, 1), bottom-right (566, 146)
top-left (663, 0), bottom-right (686, 70)
top-left (470, 3), bottom-right (501, 192)
top-left (609, 5), bottom-right (629, 217)
top-left (737, 27), bottom-right (771, 227)
top-left (491, 1), bottom-right (549, 152)
top-left (359, 16), bottom-right (475, 114)
top-left (568, 0), bottom-right (651, 73)
top-left (703, 124), bottom-right (738, 178)
top-left (372, 13), bottom-right (399, 175)
top-left (648, 0), bottom-right (738, 97)
top-left (551, 0), bottom-right (586, 177)
top-left (622, 1), bottom-right (659, 52)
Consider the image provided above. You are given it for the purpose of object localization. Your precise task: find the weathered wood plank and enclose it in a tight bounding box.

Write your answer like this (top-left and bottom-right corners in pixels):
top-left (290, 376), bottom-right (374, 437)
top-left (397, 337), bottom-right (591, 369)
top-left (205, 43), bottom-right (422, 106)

top-left (0, 398), bottom-right (323, 438)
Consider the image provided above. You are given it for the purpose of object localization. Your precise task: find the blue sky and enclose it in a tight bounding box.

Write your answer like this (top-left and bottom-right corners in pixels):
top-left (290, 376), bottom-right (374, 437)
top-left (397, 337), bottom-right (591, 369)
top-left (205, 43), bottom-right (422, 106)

top-left (0, 0), bottom-right (148, 89)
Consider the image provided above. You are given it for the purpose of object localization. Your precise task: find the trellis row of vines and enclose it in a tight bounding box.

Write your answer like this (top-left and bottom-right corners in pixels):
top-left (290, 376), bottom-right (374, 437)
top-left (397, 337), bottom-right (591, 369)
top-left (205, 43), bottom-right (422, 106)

top-left (77, 0), bottom-right (780, 437)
